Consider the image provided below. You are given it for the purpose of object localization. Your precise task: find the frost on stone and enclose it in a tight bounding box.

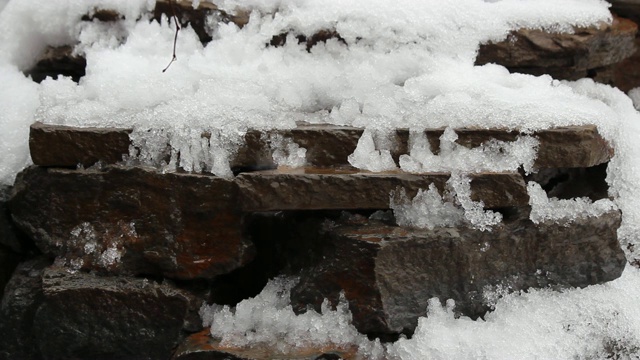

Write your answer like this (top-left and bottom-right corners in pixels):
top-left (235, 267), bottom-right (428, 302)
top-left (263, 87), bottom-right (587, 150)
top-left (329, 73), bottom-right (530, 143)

top-left (61, 221), bottom-right (131, 272)
top-left (199, 277), bottom-right (384, 358)
top-left (269, 133), bottom-right (307, 168)
top-left (390, 184), bottom-right (464, 230)
top-left (527, 181), bottom-right (617, 225)
top-left (399, 128), bottom-right (539, 174)
top-left (127, 126), bottom-right (242, 178)
top-left (348, 128), bottom-right (398, 172)
top-left (390, 174), bottom-right (501, 231)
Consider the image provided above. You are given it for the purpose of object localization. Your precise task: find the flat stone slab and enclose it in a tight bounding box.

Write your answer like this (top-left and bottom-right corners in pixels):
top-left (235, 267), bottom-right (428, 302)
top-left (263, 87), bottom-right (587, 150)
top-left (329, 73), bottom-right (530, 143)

top-left (237, 168), bottom-right (528, 211)
top-left (173, 330), bottom-right (357, 360)
top-left (29, 123), bottom-right (613, 170)
top-left (34, 265), bottom-right (198, 360)
top-left (290, 210), bottom-right (626, 336)
top-left (476, 16), bottom-right (638, 76)
top-left (10, 165), bottom-right (254, 280)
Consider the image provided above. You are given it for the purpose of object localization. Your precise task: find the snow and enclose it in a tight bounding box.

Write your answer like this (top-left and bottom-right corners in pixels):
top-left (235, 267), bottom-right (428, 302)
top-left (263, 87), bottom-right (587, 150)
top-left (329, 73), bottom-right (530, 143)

top-left (3, 0), bottom-right (640, 357)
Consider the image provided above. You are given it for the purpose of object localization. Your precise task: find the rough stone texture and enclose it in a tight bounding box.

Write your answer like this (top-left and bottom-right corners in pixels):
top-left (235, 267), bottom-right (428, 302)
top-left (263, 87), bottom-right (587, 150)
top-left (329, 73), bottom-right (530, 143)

top-left (611, 0), bottom-right (640, 25)
top-left (30, 122), bottom-right (132, 168)
top-left (172, 330), bottom-right (357, 360)
top-left (237, 168), bottom-right (528, 211)
top-left (10, 165), bottom-right (254, 280)
top-left (476, 17), bottom-right (638, 79)
top-left (154, 0), bottom-right (249, 44)
top-left (290, 210), bottom-right (626, 336)
top-left (34, 266), bottom-right (196, 360)
top-left (29, 123), bottom-right (613, 170)
top-left (0, 256), bottom-right (51, 360)
top-left (25, 46), bottom-right (86, 83)
top-left (613, 37), bottom-right (640, 92)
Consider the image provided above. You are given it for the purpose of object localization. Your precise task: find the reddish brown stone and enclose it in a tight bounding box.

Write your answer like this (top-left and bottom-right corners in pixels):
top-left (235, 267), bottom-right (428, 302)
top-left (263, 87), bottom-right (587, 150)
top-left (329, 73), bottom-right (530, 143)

top-left (476, 17), bottom-right (638, 78)
top-left (10, 165), bottom-right (254, 280)
top-left (172, 330), bottom-right (358, 360)
top-left (291, 210), bottom-right (626, 336)
top-left (237, 168), bottom-right (527, 211)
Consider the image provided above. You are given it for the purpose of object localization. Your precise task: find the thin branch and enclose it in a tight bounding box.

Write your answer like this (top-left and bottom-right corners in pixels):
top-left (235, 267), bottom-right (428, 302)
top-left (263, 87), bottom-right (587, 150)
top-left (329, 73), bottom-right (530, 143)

top-left (162, 0), bottom-right (181, 73)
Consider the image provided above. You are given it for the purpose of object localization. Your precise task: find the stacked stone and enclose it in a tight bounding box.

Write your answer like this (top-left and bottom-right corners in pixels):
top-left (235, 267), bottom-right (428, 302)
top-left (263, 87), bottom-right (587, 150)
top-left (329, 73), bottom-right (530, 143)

top-left (1, 1), bottom-right (639, 359)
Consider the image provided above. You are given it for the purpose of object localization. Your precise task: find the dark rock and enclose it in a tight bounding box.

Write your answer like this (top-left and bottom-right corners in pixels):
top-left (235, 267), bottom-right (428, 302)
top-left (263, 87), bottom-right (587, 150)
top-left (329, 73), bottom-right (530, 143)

top-left (290, 210), bottom-right (626, 336)
top-left (1, 185), bottom-right (34, 253)
top-left (613, 37), bottom-right (640, 92)
top-left (28, 123), bottom-right (613, 171)
top-left (237, 168), bottom-right (528, 211)
top-left (30, 122), bottom-right (132, 168)
top-left (153, 0), bottom-right (249, 44)
top-left (34, 265), bottom-right (195, 360)
top-left (0, 256), bottom-right (51, 360)
top-left (611, 0), bottom-right (640, 25)
top-left (25, 46), bottom-right (87, 83)
top-left (172, 329), bottom-right (358, 360)
top-left (0, 245), bottom-right (21, 296)
top-left (476, 17), bottom-right (637, 79)
top-left (10, 165), bottom-right (254, 280)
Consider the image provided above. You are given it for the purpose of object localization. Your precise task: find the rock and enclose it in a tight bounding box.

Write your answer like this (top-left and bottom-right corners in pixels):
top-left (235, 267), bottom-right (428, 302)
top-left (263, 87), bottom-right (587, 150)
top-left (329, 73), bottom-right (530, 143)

top-left (0, 256), bottom-right (51, 360)
top-left (25, 46), bottom-right (86, 83)
top-left (0, 245), bottom-right (21, 296)
top-left (153, 0), bottom-right (249, 44)
top-left (290, 210), bottom-right (626, 336)
top-left (613, 37), bottom-right (640, 92)
top-left (611, 0), bottom-right (640, 25)
top-left (237, 168), bottom-right (528, 211)
top-left (28, 123), bottom-right (613, 170)
top-left (10, 165), bottom-right (254, 280)
top-left (172, 329), bottom-right (358, 360)
top-left (29, 122), bottom-right (132, 169)
top-left (476, 17), bottom-right (637, 80)
top-left (1, 185), bottom-right (33, 253)
top-left (34, 265), bottom-right (197, 360)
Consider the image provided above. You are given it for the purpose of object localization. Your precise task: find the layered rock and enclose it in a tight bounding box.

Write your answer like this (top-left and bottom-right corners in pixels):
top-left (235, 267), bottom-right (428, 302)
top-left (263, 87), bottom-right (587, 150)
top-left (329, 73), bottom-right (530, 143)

top-left (290, 210), bottom-right (626, 336)
top-left (476, 16), bottom-right (638, 82)
top-left (10, 166), bottom-right (254, 280)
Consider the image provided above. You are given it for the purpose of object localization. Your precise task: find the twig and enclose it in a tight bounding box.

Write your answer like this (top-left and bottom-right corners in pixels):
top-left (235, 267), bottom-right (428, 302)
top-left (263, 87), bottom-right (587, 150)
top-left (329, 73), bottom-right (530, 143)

top-left (162, 0), bottom-right (181, 73)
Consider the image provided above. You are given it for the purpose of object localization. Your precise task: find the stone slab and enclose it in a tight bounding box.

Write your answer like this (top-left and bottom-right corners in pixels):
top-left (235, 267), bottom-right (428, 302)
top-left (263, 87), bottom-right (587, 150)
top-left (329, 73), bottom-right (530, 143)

top-left (10, 165), bottom-right (254, 280)
top-left (237, 168), bottom-right (528, 211)
top-left (476, 16), bottom-right (638, 74)
top-left (29, 123), bottom-right (613, 170)
top-left (34, 265), bottom-right (196, 360)
top-left (290, 210), bottom-right (626, 336)
top-left (172, 330), bottom-right (357, 360)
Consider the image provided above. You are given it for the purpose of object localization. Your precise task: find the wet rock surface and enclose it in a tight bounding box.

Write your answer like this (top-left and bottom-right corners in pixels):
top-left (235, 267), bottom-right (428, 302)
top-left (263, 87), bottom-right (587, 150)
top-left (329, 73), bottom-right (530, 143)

top-left (10, 166), bottom-right (253, 280)
top-left (290, 210), bottom-right (626, 336)
top-left (34, 266), bottom-right (198, 360)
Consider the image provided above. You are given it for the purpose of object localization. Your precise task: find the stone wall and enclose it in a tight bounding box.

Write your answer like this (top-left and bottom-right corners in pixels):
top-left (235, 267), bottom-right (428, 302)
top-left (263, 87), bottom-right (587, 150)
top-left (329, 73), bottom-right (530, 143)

top-left (2, 1), bottom-right (639, 359)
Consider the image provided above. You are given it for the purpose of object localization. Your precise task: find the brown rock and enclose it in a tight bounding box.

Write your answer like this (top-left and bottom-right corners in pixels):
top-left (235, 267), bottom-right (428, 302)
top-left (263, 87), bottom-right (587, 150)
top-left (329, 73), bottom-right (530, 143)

top-left (30, 122), bottom-right (132, 168)
top-left (1, 185), bottom-right (34, 253)
top-left (25, 46), bottom-right (86, 83)
top-left (34, 265), bottom-right (196, 360)
top-left (173, 329), bottom-right (357, 360)
top-left (10, 165), bottom-right (254, 280)
top-left (237, 168), bottom-right (528, 211)
top-left (0, 256), bottom-right (51, 360)
top-left (29, 123), bottom-right (613, 171)
top-left (476, 17), bottom-right (638, 79)
top-left (613, 37), bottom-right (640, 92)
top-left (290, 210), bottom-right (626, 336)
top-left (611, 0), bottom-right (640, 25)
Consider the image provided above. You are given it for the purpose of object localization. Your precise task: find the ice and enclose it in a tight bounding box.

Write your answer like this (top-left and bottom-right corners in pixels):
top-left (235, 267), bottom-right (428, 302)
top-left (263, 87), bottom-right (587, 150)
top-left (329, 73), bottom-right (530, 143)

top-left (398, 128), bottom-right (539, 174)
top-left (390, 184), bottom-right (464, 230)
top-left (347, 128), bottom-right (398, 172)
top-left (200, 277), bottom-right (384, 358)
top-left (390, 174), bottom-right (502, 231)
top-left (269, 134), bottom-right (307, 168)
top-left (527, 181), bottom-right (617, 224)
